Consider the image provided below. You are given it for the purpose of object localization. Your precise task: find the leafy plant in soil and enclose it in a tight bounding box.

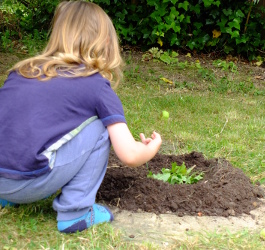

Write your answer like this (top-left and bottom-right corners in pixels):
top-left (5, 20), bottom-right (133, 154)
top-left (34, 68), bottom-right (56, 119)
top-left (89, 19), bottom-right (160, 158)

top-left (98, 151), bottom-right (264, 216)
top-left (147, 162), bottom-right (204, 184)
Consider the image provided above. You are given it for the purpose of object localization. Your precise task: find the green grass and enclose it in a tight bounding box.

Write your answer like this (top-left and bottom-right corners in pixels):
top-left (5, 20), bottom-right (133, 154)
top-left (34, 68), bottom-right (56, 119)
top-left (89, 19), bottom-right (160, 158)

top-left (0, 197), bottom-right (141, 249)
top-left (174, 229), bottom-right (265, 249)
top-left (0, 51), bottom-right (265, 249)
top-left (118, 56), bottom-right (265, 183)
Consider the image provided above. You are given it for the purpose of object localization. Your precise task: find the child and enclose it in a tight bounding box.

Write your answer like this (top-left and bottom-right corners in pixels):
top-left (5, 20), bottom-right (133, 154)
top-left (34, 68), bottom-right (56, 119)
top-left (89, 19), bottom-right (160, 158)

top-left (0, 1), bottom-right (162, 233)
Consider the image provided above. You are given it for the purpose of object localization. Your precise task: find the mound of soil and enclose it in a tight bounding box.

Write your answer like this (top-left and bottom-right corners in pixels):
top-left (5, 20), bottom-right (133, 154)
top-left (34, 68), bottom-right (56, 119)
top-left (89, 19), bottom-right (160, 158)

top-left (97, 151), bottom-right (264, 217)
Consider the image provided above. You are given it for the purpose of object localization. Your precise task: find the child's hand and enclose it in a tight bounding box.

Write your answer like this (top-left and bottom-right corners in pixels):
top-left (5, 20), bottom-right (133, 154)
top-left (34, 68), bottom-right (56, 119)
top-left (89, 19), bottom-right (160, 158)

top-left (108, 123), bottom-right (162, 167)
top-left (140, 131), bottom-right (162, 146)
top-left (140, 133), bottom-right (152, 145)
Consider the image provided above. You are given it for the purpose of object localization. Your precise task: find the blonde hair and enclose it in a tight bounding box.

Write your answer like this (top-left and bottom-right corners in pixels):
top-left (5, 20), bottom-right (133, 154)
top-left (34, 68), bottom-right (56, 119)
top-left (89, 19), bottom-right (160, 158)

top-left (11, 1), bottom-right (123, 86)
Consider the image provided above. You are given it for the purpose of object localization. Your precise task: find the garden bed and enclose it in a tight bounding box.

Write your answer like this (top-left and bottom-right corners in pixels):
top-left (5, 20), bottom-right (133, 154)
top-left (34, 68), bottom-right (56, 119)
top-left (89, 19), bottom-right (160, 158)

top-left (97, 150), bottom-right (264, 217)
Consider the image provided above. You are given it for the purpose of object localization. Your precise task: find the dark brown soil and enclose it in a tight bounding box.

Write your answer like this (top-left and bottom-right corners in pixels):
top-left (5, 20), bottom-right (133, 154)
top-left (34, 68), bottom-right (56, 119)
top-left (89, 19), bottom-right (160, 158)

top-left (97, 151), bottom-right (264, 217)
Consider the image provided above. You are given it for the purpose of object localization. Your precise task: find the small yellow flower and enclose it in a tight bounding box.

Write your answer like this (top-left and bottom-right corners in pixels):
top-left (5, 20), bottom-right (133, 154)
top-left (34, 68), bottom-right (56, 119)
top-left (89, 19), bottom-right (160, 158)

top-left (212, 29), bottom-right (221, 38)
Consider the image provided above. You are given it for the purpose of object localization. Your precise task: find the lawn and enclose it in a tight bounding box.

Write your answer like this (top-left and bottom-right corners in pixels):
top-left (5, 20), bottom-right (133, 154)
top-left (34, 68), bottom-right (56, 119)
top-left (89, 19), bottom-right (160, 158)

top-left (0, 50), bottom-right (264, 249)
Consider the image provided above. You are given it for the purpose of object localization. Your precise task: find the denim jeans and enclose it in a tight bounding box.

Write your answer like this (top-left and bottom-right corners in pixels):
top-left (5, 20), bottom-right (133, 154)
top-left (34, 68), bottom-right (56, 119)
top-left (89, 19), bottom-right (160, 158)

top-left (0, 119), bottom-right (110, 220)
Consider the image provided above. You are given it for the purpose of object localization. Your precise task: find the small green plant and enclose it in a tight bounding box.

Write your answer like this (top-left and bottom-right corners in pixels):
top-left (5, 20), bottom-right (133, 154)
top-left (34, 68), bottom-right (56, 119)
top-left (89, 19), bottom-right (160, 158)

top-left (198, 68), bottom-right (216, 82)
top-left (177, 61), bottom-right (189, 69)
top-left (142, 47), bottom-right (179, 65)
top-left (213, 59), bottom-right (238, 73)
top-left (147, 162), bottom-right (204, 184)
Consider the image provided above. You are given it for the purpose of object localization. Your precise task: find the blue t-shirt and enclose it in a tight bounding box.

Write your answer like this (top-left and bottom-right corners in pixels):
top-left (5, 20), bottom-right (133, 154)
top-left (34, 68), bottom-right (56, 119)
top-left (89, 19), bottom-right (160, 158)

top-left (0, 71), bottom-right (126, 180)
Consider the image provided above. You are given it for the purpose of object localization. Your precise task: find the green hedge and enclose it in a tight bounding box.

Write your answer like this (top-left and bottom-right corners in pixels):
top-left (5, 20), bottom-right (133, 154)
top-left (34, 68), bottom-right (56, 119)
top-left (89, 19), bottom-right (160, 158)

top-left (1, 0), bottom-right (265, 59)
top-left (94, 0), bottom-right (265, 60)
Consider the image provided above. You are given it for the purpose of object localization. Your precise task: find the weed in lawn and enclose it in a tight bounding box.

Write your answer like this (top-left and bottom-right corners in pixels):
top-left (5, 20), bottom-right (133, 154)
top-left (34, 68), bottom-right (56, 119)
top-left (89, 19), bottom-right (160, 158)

top-left (213, 59), bottom-right (238, 73)
top-left (142, 47), bottom-right (163, 61)
top-left (197, 67), bottom-right (216, 82)
top-left (142, 47), bottom-right (179, 65)
top-left (177, 60), bottom-right (188, 70)
top-left (209, 76), bottom-right (232, 93)
top-left (190, 60), bottom-right (202, 70)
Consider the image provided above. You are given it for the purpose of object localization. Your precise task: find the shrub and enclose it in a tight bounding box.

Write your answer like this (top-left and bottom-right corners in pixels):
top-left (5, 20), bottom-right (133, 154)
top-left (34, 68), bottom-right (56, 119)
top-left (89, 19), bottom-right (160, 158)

top-left (1, 0), bottom-right (265, 59)
top-left (93, 0), bottom-right (265, 60)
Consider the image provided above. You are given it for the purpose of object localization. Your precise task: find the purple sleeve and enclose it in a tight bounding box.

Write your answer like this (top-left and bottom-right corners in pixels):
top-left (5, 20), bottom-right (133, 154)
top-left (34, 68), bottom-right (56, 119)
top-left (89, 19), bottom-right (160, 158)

top-left (96, 81), bottom-right (127, 127)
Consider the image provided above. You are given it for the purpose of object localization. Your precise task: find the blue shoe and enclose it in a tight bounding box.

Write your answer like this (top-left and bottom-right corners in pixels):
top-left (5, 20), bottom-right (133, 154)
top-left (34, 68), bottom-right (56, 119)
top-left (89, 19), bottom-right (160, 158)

top-left (0, 199), bottom-right (16, 208)
top-left (57, 204), bottom-right (114, 233)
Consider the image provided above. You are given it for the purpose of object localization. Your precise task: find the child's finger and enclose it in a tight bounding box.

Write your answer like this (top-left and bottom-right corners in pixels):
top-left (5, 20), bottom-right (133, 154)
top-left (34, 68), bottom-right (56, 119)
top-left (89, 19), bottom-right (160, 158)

top-left (140, 133), bottom-right (145, 142)
top-left (140, 133), bottom-right (152, 145)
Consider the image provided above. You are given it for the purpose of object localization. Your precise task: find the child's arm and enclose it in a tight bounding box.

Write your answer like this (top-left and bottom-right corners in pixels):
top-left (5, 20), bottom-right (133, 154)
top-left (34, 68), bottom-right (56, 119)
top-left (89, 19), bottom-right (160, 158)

top-left (107, 123), bottom-right (162, 167)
